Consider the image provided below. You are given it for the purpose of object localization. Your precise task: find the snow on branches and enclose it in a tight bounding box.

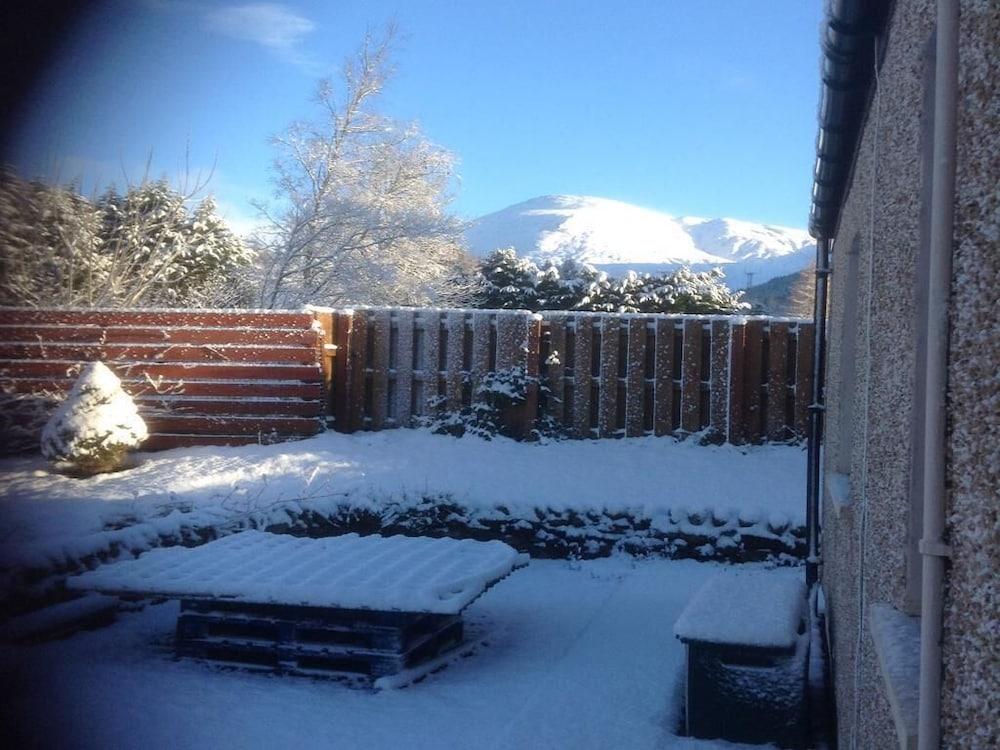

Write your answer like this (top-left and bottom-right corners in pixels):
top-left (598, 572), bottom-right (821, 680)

top-left (474, 248), bottom-right (749, 314)
top-left (255, 27), bottom-right (472, 309)
top-left (0, 168), bottom-right (255, 308)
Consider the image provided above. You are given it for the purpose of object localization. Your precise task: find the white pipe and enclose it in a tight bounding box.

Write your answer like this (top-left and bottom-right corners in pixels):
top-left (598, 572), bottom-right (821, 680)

top-left (917, 0), bottom-right (958, 747)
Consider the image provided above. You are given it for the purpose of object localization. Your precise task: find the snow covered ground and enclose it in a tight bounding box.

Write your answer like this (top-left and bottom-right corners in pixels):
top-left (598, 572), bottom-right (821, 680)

top-left (1, 557), bottom-right (794, 749)
top-left (0, 430), bottom-right (805, 572)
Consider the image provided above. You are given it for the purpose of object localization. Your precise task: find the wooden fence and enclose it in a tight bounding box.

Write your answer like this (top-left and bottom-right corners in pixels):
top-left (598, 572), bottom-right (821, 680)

top-left (0, 306), bottom-right (813, 452)
top-left (318, 308), bottom-right (814, 444)
top-left (0, 308), bottom-right (326, 451)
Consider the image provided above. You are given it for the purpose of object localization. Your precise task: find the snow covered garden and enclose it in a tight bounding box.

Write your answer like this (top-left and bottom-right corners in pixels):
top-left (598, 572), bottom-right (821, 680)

top-left (0, 422), bottom-right (811, 749)
top-left (0, 295), bottom-right (838, 750)
top-left (0, 296), bottom-right (823, 750)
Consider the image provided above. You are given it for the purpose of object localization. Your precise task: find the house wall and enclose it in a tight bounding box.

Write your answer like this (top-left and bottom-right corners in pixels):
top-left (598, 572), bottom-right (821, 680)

top-left (821, 1), bottom-right (999, 748)
top-left (940, 1), bottom-right (1000, 746)
top-left (821, 1), bottom-right (933, 747)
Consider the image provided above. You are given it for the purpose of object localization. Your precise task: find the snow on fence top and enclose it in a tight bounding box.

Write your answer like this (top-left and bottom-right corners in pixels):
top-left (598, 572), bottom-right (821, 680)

top-left (67, 530), bottom-right (526, 615)
top-left (673, 571), bottom-right (806, 649)
top-left (308, 304), bottom-right (812, 325)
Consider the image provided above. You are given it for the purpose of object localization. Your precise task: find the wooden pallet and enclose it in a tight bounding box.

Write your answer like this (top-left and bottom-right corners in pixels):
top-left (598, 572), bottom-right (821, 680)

top-left (175, 599), bottom-right (464, 684)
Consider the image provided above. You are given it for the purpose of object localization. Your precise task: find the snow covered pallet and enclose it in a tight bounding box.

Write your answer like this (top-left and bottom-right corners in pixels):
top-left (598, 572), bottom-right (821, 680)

top-left (176, 600), bottom-right (463, 683)
top-left (68, 531), bottom-right (526, 686)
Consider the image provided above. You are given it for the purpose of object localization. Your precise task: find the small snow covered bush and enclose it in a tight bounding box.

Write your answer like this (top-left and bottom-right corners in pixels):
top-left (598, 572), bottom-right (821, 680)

top-left (41, 362), bottom-right (148, 474)
top-left (419, 366), bottom-right (561, 441)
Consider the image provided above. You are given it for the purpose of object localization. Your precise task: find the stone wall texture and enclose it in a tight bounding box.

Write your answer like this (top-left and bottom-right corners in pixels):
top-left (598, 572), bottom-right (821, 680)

top-left (821, 1), bottom-right (934, 747)
top-left (941, 1), bottom-right (1000, 747)
top-left (820, 0), bottom-right (998, 748)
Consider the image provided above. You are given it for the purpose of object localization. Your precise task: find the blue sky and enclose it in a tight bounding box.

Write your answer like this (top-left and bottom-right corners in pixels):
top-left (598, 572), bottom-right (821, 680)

top-left (6, 1), bottom-right (824, 231)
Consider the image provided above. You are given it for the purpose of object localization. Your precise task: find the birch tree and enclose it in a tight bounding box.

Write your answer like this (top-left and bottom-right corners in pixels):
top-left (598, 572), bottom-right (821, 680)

top-left (255, 27), bottom-right (471, 308)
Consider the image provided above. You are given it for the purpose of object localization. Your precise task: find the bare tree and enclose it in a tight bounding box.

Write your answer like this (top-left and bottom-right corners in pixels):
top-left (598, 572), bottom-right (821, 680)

top-left (254, 26), bottom-right (472, 308)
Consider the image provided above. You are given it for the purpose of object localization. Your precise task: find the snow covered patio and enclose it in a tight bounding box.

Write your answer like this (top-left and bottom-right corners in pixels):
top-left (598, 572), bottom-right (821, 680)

top-left (1, 556), bottom-right (798, 750)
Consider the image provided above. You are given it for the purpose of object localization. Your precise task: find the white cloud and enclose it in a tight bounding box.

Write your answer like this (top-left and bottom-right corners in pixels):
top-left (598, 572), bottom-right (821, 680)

top-left (205, 3), bottom-right (318, 70)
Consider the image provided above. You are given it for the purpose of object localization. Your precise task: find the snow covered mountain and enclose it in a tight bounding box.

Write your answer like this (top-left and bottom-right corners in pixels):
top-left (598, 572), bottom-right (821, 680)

top-left (465, 195), bottom-right (815, 288)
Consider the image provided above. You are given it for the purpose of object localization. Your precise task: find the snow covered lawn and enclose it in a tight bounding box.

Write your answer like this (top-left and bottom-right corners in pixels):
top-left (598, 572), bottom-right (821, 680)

top-left (1, 557), bottom-right (796, 749)
top-left (0, 430), bottom-right (805, 572)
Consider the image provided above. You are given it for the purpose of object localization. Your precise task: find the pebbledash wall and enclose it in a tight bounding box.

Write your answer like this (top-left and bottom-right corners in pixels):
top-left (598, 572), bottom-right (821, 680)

top-left (819, 1), bottom-right (998, 749)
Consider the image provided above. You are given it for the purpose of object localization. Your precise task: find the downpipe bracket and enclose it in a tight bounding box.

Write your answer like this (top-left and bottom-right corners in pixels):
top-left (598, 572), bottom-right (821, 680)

top-left (918, 539), bottom-right (952, 559)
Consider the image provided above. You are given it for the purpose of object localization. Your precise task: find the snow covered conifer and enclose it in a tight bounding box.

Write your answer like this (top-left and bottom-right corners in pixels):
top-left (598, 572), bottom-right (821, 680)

top-left (475, 248), bottom-right (540, 309)
top-left (41, 362), bottom-right (148, 474)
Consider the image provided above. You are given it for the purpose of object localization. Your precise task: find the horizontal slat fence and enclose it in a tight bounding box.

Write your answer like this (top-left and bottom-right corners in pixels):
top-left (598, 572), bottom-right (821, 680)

top-left (325, 308), bottom-right (813, 445)
top-left (0, 308), bottom-right (326, 452)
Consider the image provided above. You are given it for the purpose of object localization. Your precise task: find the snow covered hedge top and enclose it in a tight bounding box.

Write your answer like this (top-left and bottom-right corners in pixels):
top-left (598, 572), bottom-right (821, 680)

top-left (673, 571), bottom-right (806, 649)
top-left (68, 530), bottom-right (526, 615)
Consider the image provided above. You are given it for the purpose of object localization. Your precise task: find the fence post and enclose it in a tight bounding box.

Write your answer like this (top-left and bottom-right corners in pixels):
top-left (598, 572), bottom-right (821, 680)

top-left (369, 309), bottom-right (391, 429)
top-left (470, 311), bottom-right (492, 395)
top-left (544, 313), bottom-right (567, 425)
top-left (520, 315), bottom-right (542, 439)
top-left (743, 319), bottom-right (765, 443)
top-left (423, 312), bottom-right (442, 417)
top-left (728, 319), bottom-right (747, 444)
top-left (573, 315), bottom-right (594, 438)
top-left (347, 311), bottom-right (368, 432)
top-left (767, 321), bottom-right (790, 440)
top-left (445, 312), bottom-right (465, 410)
top-left (312, 310), bottom-right (335, 424)
top-left (598, 315), bottom-right (620, 437)
top-left (653, 317), bottom-right (674, 436)
top-left (709, 319), bottom-right (730, 440)
top-left (680, 318), bottom-right (702, 434)
top-left (394, 309), bottom-right (415, 427)
top-left (624, 317), bottom-right (647, 437)
top-left (332, 311), bottom-right (354, 432)
top-left (794, 323), bottom-right (815, 439)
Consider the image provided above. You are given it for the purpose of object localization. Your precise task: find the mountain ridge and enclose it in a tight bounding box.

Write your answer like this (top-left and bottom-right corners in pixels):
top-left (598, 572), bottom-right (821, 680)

top-left (465, 195), bottom-right (816, 288)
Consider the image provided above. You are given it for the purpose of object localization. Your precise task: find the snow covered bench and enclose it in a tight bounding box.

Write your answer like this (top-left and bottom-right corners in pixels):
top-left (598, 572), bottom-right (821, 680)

top-left (673, 571), bottom-right (809, 748)
top-left (68, 531), bottom-right (527, 686)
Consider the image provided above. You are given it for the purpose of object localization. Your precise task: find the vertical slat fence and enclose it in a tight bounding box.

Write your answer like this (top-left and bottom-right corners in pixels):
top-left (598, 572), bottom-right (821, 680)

top-left (320, 307), bottom-right (814, 445)
top-left (624, 318), bottom-right (646, 437)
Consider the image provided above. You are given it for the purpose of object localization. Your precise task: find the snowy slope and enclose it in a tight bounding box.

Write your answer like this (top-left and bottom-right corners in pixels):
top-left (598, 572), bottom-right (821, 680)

top-left (465, 195), bottom-right (815, 287)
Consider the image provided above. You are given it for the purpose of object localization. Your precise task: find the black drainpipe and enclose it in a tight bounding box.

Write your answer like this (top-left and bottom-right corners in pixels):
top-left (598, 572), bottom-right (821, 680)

top-left (805, 238), bottom-right (831, 588)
